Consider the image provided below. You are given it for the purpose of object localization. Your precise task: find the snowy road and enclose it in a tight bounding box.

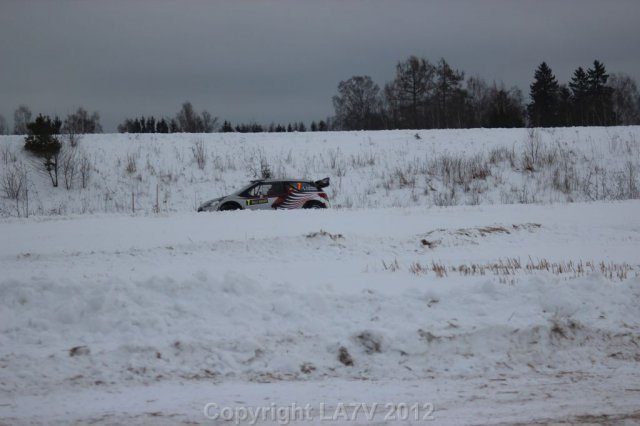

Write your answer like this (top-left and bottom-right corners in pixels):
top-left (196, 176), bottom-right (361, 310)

top-left (1, 201), bottom-right (640, 424)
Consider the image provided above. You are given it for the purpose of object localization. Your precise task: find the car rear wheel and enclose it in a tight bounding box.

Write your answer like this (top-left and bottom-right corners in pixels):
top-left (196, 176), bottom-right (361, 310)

top-left (303, 201), bottom-right (326, 209)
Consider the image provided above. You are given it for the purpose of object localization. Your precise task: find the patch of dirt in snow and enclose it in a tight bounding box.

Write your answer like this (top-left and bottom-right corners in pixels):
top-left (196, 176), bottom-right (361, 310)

top-left (420, 223), bottom-right (542, 249)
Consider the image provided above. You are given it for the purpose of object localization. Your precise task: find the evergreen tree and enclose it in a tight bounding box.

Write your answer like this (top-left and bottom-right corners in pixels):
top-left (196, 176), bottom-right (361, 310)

top-left (157, 118), bottom-right (169, 133)
top-left (310, 121), bottom-right (318, 132)
top-left (221, 120), bottom-right (234, 132)
top-left (527, 62), bottom-right (560, 127)
top-left (557, 85), bottom-right (573, 127)
top-left (147, 116), bottom-right (156, 133)
top-left (24, 114), bottom-right (62, 187)
top-left (569, 67), bottom-right (589, 126)
top-left (586, 60), bottom-right (615, 125)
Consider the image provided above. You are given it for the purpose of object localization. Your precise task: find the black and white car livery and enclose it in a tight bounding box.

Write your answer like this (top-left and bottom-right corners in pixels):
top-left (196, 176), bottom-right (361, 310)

top-left (197, 178), bottom-right (330, 212)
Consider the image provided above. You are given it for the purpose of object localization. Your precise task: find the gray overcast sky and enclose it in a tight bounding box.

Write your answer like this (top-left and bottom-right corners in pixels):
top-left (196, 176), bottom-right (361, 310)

top-left (1, 0), bottom-right (639, 132)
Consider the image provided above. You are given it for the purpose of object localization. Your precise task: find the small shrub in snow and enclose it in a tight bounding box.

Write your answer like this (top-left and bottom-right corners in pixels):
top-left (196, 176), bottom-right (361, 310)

top-left (338, 346), bottom-right (354, 366)
top-left (191, 139), bottom-right (206, 170)
top-left (300, 362), bottom-right (316, 374)
top-left (1, 145), bottom-right (17, 165)
top-left (381, 258), bottom-right (400, 272)
top-left (523, 129), bottom-right (544, 171)
top-left (409, 262), bottom-right (426, 275)
top-left (1, 162), bottom-right (26, 200)
top-left (432, 188), bottom-right (457, 207)
top-left (125, 153), bottom-right (137, 174)
top-left (488, 146), bottom-right (516, 168)
top-left (260, 158), bottom-right (272, 179)
top-left (69, 345), bottom-right (90, 357)
top-left (79, 155), bottom-right (92, 189)
top-left (60, 144), bottom-right (79, 190)
top-left (355, 331), bottom-right (382, 354)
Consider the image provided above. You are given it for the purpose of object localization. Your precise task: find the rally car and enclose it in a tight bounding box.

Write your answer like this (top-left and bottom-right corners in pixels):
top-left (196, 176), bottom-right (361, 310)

top-left (197, 178), bottom-right (330, 211)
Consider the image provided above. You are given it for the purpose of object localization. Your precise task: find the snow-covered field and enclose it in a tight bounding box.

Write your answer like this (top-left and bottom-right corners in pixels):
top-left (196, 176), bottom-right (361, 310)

top-left (1, 128), bottom-right (640, 425)
top-left (1, 127), bottom-right (639, 217)
top-left (2, 201), bottom-right (640, 424)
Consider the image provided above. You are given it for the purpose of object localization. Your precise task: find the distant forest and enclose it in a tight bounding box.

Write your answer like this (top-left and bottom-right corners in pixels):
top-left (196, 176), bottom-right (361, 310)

top-left (1, 56), bottom-right (639, 135)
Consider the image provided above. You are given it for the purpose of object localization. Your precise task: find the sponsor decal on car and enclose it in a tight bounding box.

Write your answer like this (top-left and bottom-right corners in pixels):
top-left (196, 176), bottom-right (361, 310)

top-left (275, 192), bottom-right (323, 209)
top-left (246, 198), bottom-right (269, 206)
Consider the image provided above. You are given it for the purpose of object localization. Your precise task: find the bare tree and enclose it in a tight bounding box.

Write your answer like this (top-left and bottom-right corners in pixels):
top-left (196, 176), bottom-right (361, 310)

top-left (201, 110), bottom-right (218, 133)
top-left (435, 58), bottom-right (465, 128)
top-left (13, 105), bottom-right (32, 135)
top-left (385, 56), bottom-right (435, 128)
top-left (609, 73), bottom-right (640, 125)
top-left (465, 76), bottom-right (490, 127)
top-left (60, 143), bottom-right (79, 190)
top-left (63, 107), bottom-right (103, 134)
top-left (332, 75), bottom-right (383, 130)
top-left (175, 102), bottom-right (218, 132)
top-left (192, 139), bottom-right (207, 169)
top-left (79, 154), bottom-right (92, 189)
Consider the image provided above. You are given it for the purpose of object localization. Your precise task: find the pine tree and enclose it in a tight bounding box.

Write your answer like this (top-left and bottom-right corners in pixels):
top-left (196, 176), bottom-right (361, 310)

top-left (221, 120), bottom-right (234, 132)
top-left (557, 85), bottom-right (573, 127)
top-left (586, 60), bottom-right (615, 125)
top-left (24, 115), bottom-right (62, 187)
top-left (157, 118), bottom-right (169, 133)
top-left (569, 67), bottom-right (589, 126)
top-left (527, 62), bottom-right (560, 127)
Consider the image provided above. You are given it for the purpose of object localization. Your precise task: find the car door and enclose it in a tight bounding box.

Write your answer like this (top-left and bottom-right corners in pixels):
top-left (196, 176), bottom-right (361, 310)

top-left (265, 182), bottom-right (287, 209)
top-left (244, 183), bottom-right (273, 210)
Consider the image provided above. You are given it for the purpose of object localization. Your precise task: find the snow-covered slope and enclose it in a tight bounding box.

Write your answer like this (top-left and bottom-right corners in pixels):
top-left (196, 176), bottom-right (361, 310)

top-left (2, 127), bottom-right (640, 424)
top-left (1, 127), bottom-right (639, 217)
top-left (1, 201), bottom-right (640, 424)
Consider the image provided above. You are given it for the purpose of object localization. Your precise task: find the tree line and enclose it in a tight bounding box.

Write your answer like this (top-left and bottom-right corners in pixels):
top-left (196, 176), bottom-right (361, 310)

top-left (1, 106), bottom-right (102, 136)
top-left (332, 56), bottom-right (640, 130)
top-left (117, 102), bottom-right (217, 133)
top-left (1, 58), bottom-right (638, 135)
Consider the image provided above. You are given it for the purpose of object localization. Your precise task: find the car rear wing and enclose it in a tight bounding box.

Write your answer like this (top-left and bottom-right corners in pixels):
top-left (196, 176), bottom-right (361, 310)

top-left (314, 177), bottom-right (330, 189)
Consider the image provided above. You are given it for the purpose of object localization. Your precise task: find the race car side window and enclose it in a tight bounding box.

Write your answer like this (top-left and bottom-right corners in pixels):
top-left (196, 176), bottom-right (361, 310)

top-left (300, 182), bottom-right (317, 192)
top-left (267, 182), bottom-right (285, 196)
top-left (254, 184), bottom-right (273, 197)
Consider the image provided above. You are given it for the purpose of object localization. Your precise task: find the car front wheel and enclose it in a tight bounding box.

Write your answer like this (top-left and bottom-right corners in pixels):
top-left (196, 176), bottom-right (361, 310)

top-left (219, 202), bottom-right (242, 211)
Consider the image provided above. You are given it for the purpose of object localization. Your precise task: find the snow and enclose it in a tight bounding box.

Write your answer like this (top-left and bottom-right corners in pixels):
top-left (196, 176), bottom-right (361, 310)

top-left (1, 126), bottom-right (640, 216)
top-left (1, 128), bottom-right (640, 424)
top-left (2, 200), bottom-right (640, 424)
